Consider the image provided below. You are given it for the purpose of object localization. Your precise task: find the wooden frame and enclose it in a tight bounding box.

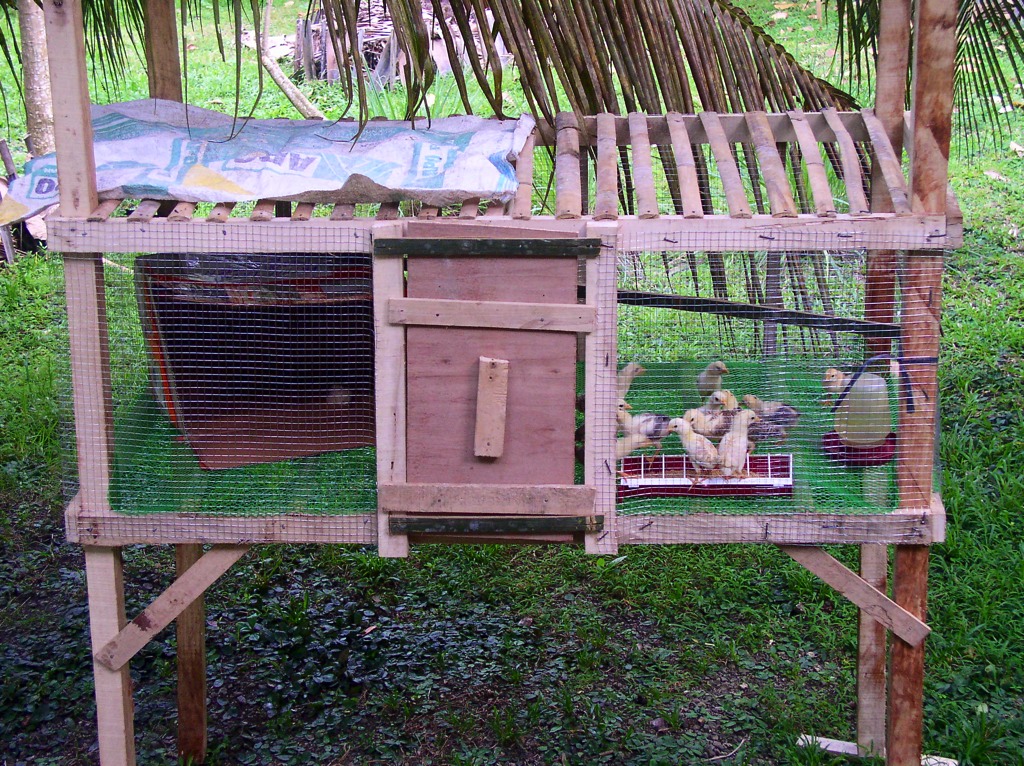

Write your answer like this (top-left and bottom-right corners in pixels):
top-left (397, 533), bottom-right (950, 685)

top-left (45, 0), bottom-right (961, 760)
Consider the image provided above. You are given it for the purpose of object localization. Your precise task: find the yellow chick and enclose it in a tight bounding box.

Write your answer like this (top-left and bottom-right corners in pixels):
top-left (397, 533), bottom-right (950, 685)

top-left (669, 417), bottom-right (719, 474)
top-left (616, 431), bottom-right (655, 459)
top-left (616, 399), bottom-right (633, 433)
top-left (697, 361), bottom-right (729, 399)
top-left (706, 389), bottom-right (739, 411)
top-left (684, 407), bottom-right (731, 440)
top-left (822, 368), bottom-right (850, 407)
top-left (617, 362), bottom-right (646, 399)
top-left (742, 394), bottom-right (801, 430)
top-left (719, 409), bottom-right (758, 477)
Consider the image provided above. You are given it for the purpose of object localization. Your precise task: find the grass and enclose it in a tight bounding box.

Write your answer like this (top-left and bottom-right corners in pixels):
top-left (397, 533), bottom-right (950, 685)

top-left (2, 0), bottom-right (1024, 764)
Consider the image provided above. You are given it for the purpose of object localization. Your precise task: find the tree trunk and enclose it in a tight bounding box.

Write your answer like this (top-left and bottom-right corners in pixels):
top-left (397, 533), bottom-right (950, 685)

top-left (18, 0), bottom-right (55, 157)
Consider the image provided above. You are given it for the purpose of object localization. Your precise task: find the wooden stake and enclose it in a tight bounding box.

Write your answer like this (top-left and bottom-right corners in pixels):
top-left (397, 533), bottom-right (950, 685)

top-left (823, 108), bottom-right (870, 214)
top-left (627, 113), bottom-right (659, 219)
top-left (474, 357), bottom-right (510, 458)
top-left (745, 112), bottom-right (797, 217)
top-left (787, 110), bottom-right (836, 217)
top-left (665, 112), bottom-right (704, 218)
top-left (593, 114), bottom-right (619, 220)
top-left (512, 132), bottom-right (535, 220)
top-left (699, 112), bottom-right (752, 218)
top-left (555, 113), bottom-right (582, 219)
top-left (84, 547), bottom-right (136, 766)
top-left (858, 544), bottom-right (888, 757)
top-left (176, 544), bottom-right (207, 763)
top-left (143, 0), bottom-right (183, 102)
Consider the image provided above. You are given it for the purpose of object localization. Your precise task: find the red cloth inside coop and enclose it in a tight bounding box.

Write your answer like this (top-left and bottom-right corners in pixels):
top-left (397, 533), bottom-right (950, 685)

top-left (135, 253), bottom-right (376, 469)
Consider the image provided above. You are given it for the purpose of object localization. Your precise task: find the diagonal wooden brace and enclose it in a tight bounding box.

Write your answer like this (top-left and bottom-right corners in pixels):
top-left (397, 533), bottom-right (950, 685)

top-left (94, 545), bottom-right (249, 671)
top-left (779, 545), bottom-right (930, 646)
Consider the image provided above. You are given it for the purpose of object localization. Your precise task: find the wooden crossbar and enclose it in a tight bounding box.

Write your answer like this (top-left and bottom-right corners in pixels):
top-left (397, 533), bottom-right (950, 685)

top-left (93, 545), bottom-right (249, 671)
top-left (387, 298), bottom-right (596, 333)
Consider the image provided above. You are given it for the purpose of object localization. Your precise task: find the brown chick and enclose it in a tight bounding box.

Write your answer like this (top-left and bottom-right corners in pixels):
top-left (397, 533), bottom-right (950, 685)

top-left (748, 418), bottom-right (789, 448)
top-left (822, 368), bottom-right (850, 407)
top-left (742, 394), bottom-right (801, 430)
top-left (616, 431), bottom-right (655, 459)
top-left (669, 417), bottom-right (719, 474)
top-left (719, 409), bottom-right (758, 478)
top-left (617, 362), bottom-right (646, 399)
top-left (629, 412), bottom-right (674, 454)
top-left (697, 361), bottom-right (729, 399)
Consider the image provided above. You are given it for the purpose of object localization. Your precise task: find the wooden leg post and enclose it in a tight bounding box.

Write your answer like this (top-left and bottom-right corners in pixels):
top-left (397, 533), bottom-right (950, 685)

top-left (858, 544), bottom-right (888, 756)
top-left (85, 547), bottom-right (136, 766)
top-left (887, 545), bottom-right (930, 764)
top-left (176, 544), bottom-right (207, 762)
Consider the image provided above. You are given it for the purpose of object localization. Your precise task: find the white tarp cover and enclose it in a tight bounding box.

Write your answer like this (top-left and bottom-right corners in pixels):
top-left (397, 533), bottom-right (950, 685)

top-left (0, 99), bottom-right (536, 225)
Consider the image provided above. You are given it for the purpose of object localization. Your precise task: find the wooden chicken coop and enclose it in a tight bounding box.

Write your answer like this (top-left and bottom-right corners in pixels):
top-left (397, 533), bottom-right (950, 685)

top-left (39, 0), bottom-right (960, 763)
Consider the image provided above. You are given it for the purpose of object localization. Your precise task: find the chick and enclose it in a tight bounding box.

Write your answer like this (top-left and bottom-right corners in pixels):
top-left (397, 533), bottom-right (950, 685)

top-left (617, 362), bottom-right (646, 399)
top-left (748, 418), bottom-right (789, 448)
top-left (742, 394), bottom-right (801, 430)
top-left (683, 407), bottom-right (731, 440)
top-left (629, 412), bottom-right (674, 454)
top-left (718, 409), bottom-right (758, 478)
top-left (616, 431), bottom-right (656, 459)
top-left (705, 389), bottom-right (739, 412)
top-left (697, 361), bottom-right (730, 399)
top-left (616, 399), bottom-right (633, 433)
top-left (821, 368), bottom-right (850, 407)
top-left (669, 417), bottom-right (719, 474)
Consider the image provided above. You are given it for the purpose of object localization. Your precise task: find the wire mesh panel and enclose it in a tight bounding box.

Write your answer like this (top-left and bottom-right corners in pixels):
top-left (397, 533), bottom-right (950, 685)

top-left (612, 233), bottom-right (928, 534)
top-left (63, 226), bottom-right (380, 535)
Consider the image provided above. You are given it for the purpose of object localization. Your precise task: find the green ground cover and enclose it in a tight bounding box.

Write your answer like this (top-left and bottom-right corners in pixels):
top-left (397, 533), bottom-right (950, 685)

top-left (2, 1), bottom-right (1024, 764)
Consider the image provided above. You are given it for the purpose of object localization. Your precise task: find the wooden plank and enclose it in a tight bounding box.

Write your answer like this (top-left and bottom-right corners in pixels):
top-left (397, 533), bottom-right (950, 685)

top-left (376, 236), bottom-right (599, 258)
top-left (379, 483), bottom-right (596, 516)
top-left (788, 110), bottom-right (837, 217)
top-left (44, 0), bottom-right (97, 218)
top-left (48, 213), bottom-right (955, 255)
top-left (388, 298), bottom-right (596, 333)
top-left (250, 199), bottom-right (277, 222)
top-left (617, 289), bottom-right (901, 338)
top-left (618, 511), bottom-right (937, 545)
top-left (69, 510), bottom-right (377, 545)
top-left (88, 199), bottom-right (122, 222)
top-left (63, 255), bottom-right (115, 512)
top-left (291, 202), bottom-right (315, 221)
top-left (330, 202), bottom-right (355, 220)
top-left (512, 132), bottom-right (535, 220)
top-left (823, 108), bottom-right (870, 214)
top-left (666, 112), bottom-right (704, 218)
top-left (175, 544), bottom-right (207, 763)
top-left (127, 199), bottom-right (163, 222)
top-left (417, 205), bottom-right (440, 219)
top-left (206, 202), bottom-right (235, 223)
top-left (745, 112), bottom-right (797, 217)
top-left (372, 245), bottom-right (409, 558)
top-left (584, 222), bottom-right (619, 554)
top-left (376, 200), bottom-right (401, 220)
top-left (628, 112), bottom-right (659, 219)
top-left (780, 546), bottom-right (929, 645)
top-left (391, 515), bottom-right (603, 535)
top-left (94, 546), bottom-right (249, 671)
top-left (858, 543), bottom-right (888, 758)
top-left (84, 547), bottom-right (136, 766)
top-left (474, 357), bottom-right (510, 457)
top-left (862, 109), bottom-right (912, 215)
top-left (143, 0), bottom-right (183, 101)
top-left (908, 0), bottom-right (957, 215)
top-left (888, 545), bottom-right (931, 766)
top-left (408, 532), bottom-right (579, 545)
top-left (404, 257), bottom-right (578, 488)
top-left (555, 113), bottom-right (582, 219)
top-left (699, 111), bottom-right (752, 218)
top-left (593, 114), bottom-right (619, 220)
top-left (167, 201), bottom-right (197, 222)
top-left (459, 198), bottom-right (481, 219)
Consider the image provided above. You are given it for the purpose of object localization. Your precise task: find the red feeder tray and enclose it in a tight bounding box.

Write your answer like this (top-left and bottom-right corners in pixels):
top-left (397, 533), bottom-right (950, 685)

top-left (822, 431), bottom-right (896, 467)
top-left (617, 453), bottom-right (794, 500)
